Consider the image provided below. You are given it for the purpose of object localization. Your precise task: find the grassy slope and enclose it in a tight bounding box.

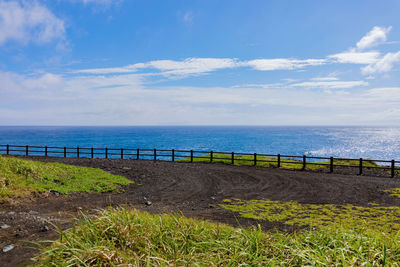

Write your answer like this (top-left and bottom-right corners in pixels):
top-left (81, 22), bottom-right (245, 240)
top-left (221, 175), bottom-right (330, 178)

top-left (179, 153), bottom-right (379, 171)
top-left (34, 207), bottom-right (400, 266)
top-left (0, 155), bottom-right (132, 201)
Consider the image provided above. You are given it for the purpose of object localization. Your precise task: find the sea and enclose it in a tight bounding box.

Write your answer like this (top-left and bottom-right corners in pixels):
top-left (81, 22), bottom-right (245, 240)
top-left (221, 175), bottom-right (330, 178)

top-left (0, 126), bottom-right (400, 161)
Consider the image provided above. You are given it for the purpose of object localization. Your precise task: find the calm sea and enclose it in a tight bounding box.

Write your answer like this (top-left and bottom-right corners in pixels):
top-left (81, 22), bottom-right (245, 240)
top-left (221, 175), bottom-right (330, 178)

top-left (0, 126), bottom-right (400, 160)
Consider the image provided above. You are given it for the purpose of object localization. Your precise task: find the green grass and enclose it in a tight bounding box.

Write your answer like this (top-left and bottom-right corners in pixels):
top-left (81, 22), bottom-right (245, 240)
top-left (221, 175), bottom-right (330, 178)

top-left (33, 207), bottom-right (400, 266)
top-left (383, 188), bottom-right (400, 199)
top-left (0, 155), bottom-right (132, 201)
top-left (180, 153), bottom-right (379, 171)
top-left (220, 199), bottom-right (400, 234)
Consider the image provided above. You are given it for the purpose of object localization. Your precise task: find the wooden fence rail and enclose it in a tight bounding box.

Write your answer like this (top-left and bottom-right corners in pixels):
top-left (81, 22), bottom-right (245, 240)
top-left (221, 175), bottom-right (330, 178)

top-left (0, 144), bottom-right (399, 178)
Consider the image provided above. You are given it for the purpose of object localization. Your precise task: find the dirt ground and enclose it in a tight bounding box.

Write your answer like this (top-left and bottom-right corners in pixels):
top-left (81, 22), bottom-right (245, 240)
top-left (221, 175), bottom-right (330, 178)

top-left (2, 156), bottom-right (400, 266)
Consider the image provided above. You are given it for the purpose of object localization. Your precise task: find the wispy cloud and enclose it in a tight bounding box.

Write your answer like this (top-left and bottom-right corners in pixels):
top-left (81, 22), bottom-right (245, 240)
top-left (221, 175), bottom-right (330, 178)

top-left (243, 58), bottom-right (326, 71)
top-left (76, 57), bottom-right (327, 76)
top-left (182, 11), bottom-right (194, 24)
top-left (361, 51), bottom-right (400, 75)
top-left (328, 51), bottom-right (380, 64)
top-left (76, 58), bottom-right (237, 76)
top-left (356, 26), bottom-right (392, 50)
top-left (68, 0), bottom-right (124, 7)
top-left (0, 0), bottom-right (65, 45)
top-left (291, 80), bottom-right (368, 89)
top-left (146, 58), bottom-right (237, 75)
top-left (310, 77), bottom-right (339, 81)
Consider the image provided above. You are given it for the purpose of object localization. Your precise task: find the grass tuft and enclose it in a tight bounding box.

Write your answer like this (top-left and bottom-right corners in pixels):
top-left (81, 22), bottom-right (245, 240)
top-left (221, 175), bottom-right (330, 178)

top-left (33, 207), bottom-right (400, 266)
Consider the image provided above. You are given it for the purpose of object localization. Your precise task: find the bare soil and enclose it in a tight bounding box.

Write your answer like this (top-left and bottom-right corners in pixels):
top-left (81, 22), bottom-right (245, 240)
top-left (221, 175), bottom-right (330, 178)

top-left (2, 156), bottom-right (400, 266)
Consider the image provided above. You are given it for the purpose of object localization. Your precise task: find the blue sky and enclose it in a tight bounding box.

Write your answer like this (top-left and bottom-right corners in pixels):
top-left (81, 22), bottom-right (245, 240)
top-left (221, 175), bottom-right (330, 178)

top-left (1, 0), bottom-right (400, 125)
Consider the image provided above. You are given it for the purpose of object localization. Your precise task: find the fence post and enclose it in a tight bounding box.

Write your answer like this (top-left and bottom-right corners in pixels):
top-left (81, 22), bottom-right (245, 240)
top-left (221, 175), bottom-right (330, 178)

top-left (105, 148), bottom-right (108, 159)
top-left (6, 144), bottom-right (9, 155)
top-left (359, 158), bottom-right (363, 175)
top-left (210, 151), bottom-right (213, 163)
top-left (254, 153), bottom-right (257, 166)
top-left (231, 152), bottom-right (234, 165)
top-left (137, 148), bottom-right (139, 160)
top-left (26, 145), bottom-right (28, 156)
top-left (45, 146), bottom-right (48, 157)
top-left (330, 157), bottom-right (334, 173)
top-left (154, 149), bottom-right (157, 161)
top-left (172, 149), bottom-right (175, 162)
top-left (77, 147), bottom-right (80, 158)
top-left (190, 150), bottom-right (193, 163)
top-left (302, 155), bottom-right (306, 170)
top-left (277, 154), bottom-right (280, 168)
top-left (121, 148), bottom-right (124, 159)
top-left (391, 160), bottom-right (395, 178)
top-left (64, 147), bottom-right (66, 158)
top-left (91, 147), bottom-right (94, 159)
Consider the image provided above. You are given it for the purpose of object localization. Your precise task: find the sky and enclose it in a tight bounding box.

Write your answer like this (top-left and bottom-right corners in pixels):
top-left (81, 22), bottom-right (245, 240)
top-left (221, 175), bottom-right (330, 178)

top-left (1, 0), bottom-right (400, 126)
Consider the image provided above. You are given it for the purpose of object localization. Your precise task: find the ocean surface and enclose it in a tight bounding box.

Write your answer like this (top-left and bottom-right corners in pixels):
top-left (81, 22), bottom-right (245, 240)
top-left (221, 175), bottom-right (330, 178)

top-left (0, 126), bottom-right (400, 160)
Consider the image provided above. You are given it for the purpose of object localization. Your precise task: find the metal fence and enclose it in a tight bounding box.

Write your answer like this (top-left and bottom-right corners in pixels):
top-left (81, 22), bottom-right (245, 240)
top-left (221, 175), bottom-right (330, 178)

top-left (0, 144), bottom-right (399, 178)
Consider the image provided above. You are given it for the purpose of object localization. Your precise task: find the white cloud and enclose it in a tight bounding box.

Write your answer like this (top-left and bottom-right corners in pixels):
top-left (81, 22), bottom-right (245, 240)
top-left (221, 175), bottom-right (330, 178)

top-left (328, 51), bottom-right (380, 64)
top-left (69, 0), bottom-right (123, 6)
top-left (77, 57), bottom-right (329, 76)
top-left (361, 51), bottom-right (400, 75)
top-left (356, 26), bottom-right (392, 50)
top-left (146, 58), bottom-right (237, 75)
top-left (0, 1), bottom-right (65, 45)
top-left (76, 63), bottom-right (146, 74)
top-left (182, 11), bottom-right (193, 24)
top-left (364, 87), bottom-right (400, 100)
top-left (310, 77), bottom-right (339, 81)
top-left (326, 26), bottom-right (400, 76)
top-left (244, 58), bottom-right (326, 71)
top-left (1, 70), bottom-right (400, 125)
top-left (77, 58), bottom-right (238, 76)
top-left (291, 80), bottom-right (368, 89)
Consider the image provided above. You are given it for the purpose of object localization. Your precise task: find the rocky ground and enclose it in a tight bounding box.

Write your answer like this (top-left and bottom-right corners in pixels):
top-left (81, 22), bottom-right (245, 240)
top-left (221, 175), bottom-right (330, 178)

top-left (2, 156), bottom-right (400, 266)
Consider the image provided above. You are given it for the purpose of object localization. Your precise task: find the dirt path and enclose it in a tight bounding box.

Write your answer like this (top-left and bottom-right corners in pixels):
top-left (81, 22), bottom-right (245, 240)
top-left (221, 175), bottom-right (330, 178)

top-left (2, 156), bottom-right (400, 266)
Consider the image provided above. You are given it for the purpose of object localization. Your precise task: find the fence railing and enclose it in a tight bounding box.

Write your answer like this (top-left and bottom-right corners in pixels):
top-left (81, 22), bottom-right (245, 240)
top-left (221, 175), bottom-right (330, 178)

top-left (0, 144), bottom-right (399, 178)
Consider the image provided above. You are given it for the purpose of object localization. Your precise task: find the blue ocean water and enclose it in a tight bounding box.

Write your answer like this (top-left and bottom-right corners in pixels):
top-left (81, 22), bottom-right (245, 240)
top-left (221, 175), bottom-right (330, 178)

top-left (0, 126), bottom-right (400, 160)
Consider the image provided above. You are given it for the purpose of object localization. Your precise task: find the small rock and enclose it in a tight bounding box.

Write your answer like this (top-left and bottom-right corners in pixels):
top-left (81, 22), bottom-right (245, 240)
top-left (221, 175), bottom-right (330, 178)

top-left (1, 224), bottom-right (10, 229)
top-left (211, 196), bottom-right (216, 200)
top-left (145, 201), bottom-right (152, 206)
top-left (50, 190), bottom-right (60, 196)
top-left (122, 167), bottom-right (131, 170)
top-left (2, 244), bottom-right (15, 253)
top-left (29, 210), bottom-right (39, 215)
top-left (41, 225), bottom-right (49, 232)
top-left (8, 211), bottom-right (15, 215)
